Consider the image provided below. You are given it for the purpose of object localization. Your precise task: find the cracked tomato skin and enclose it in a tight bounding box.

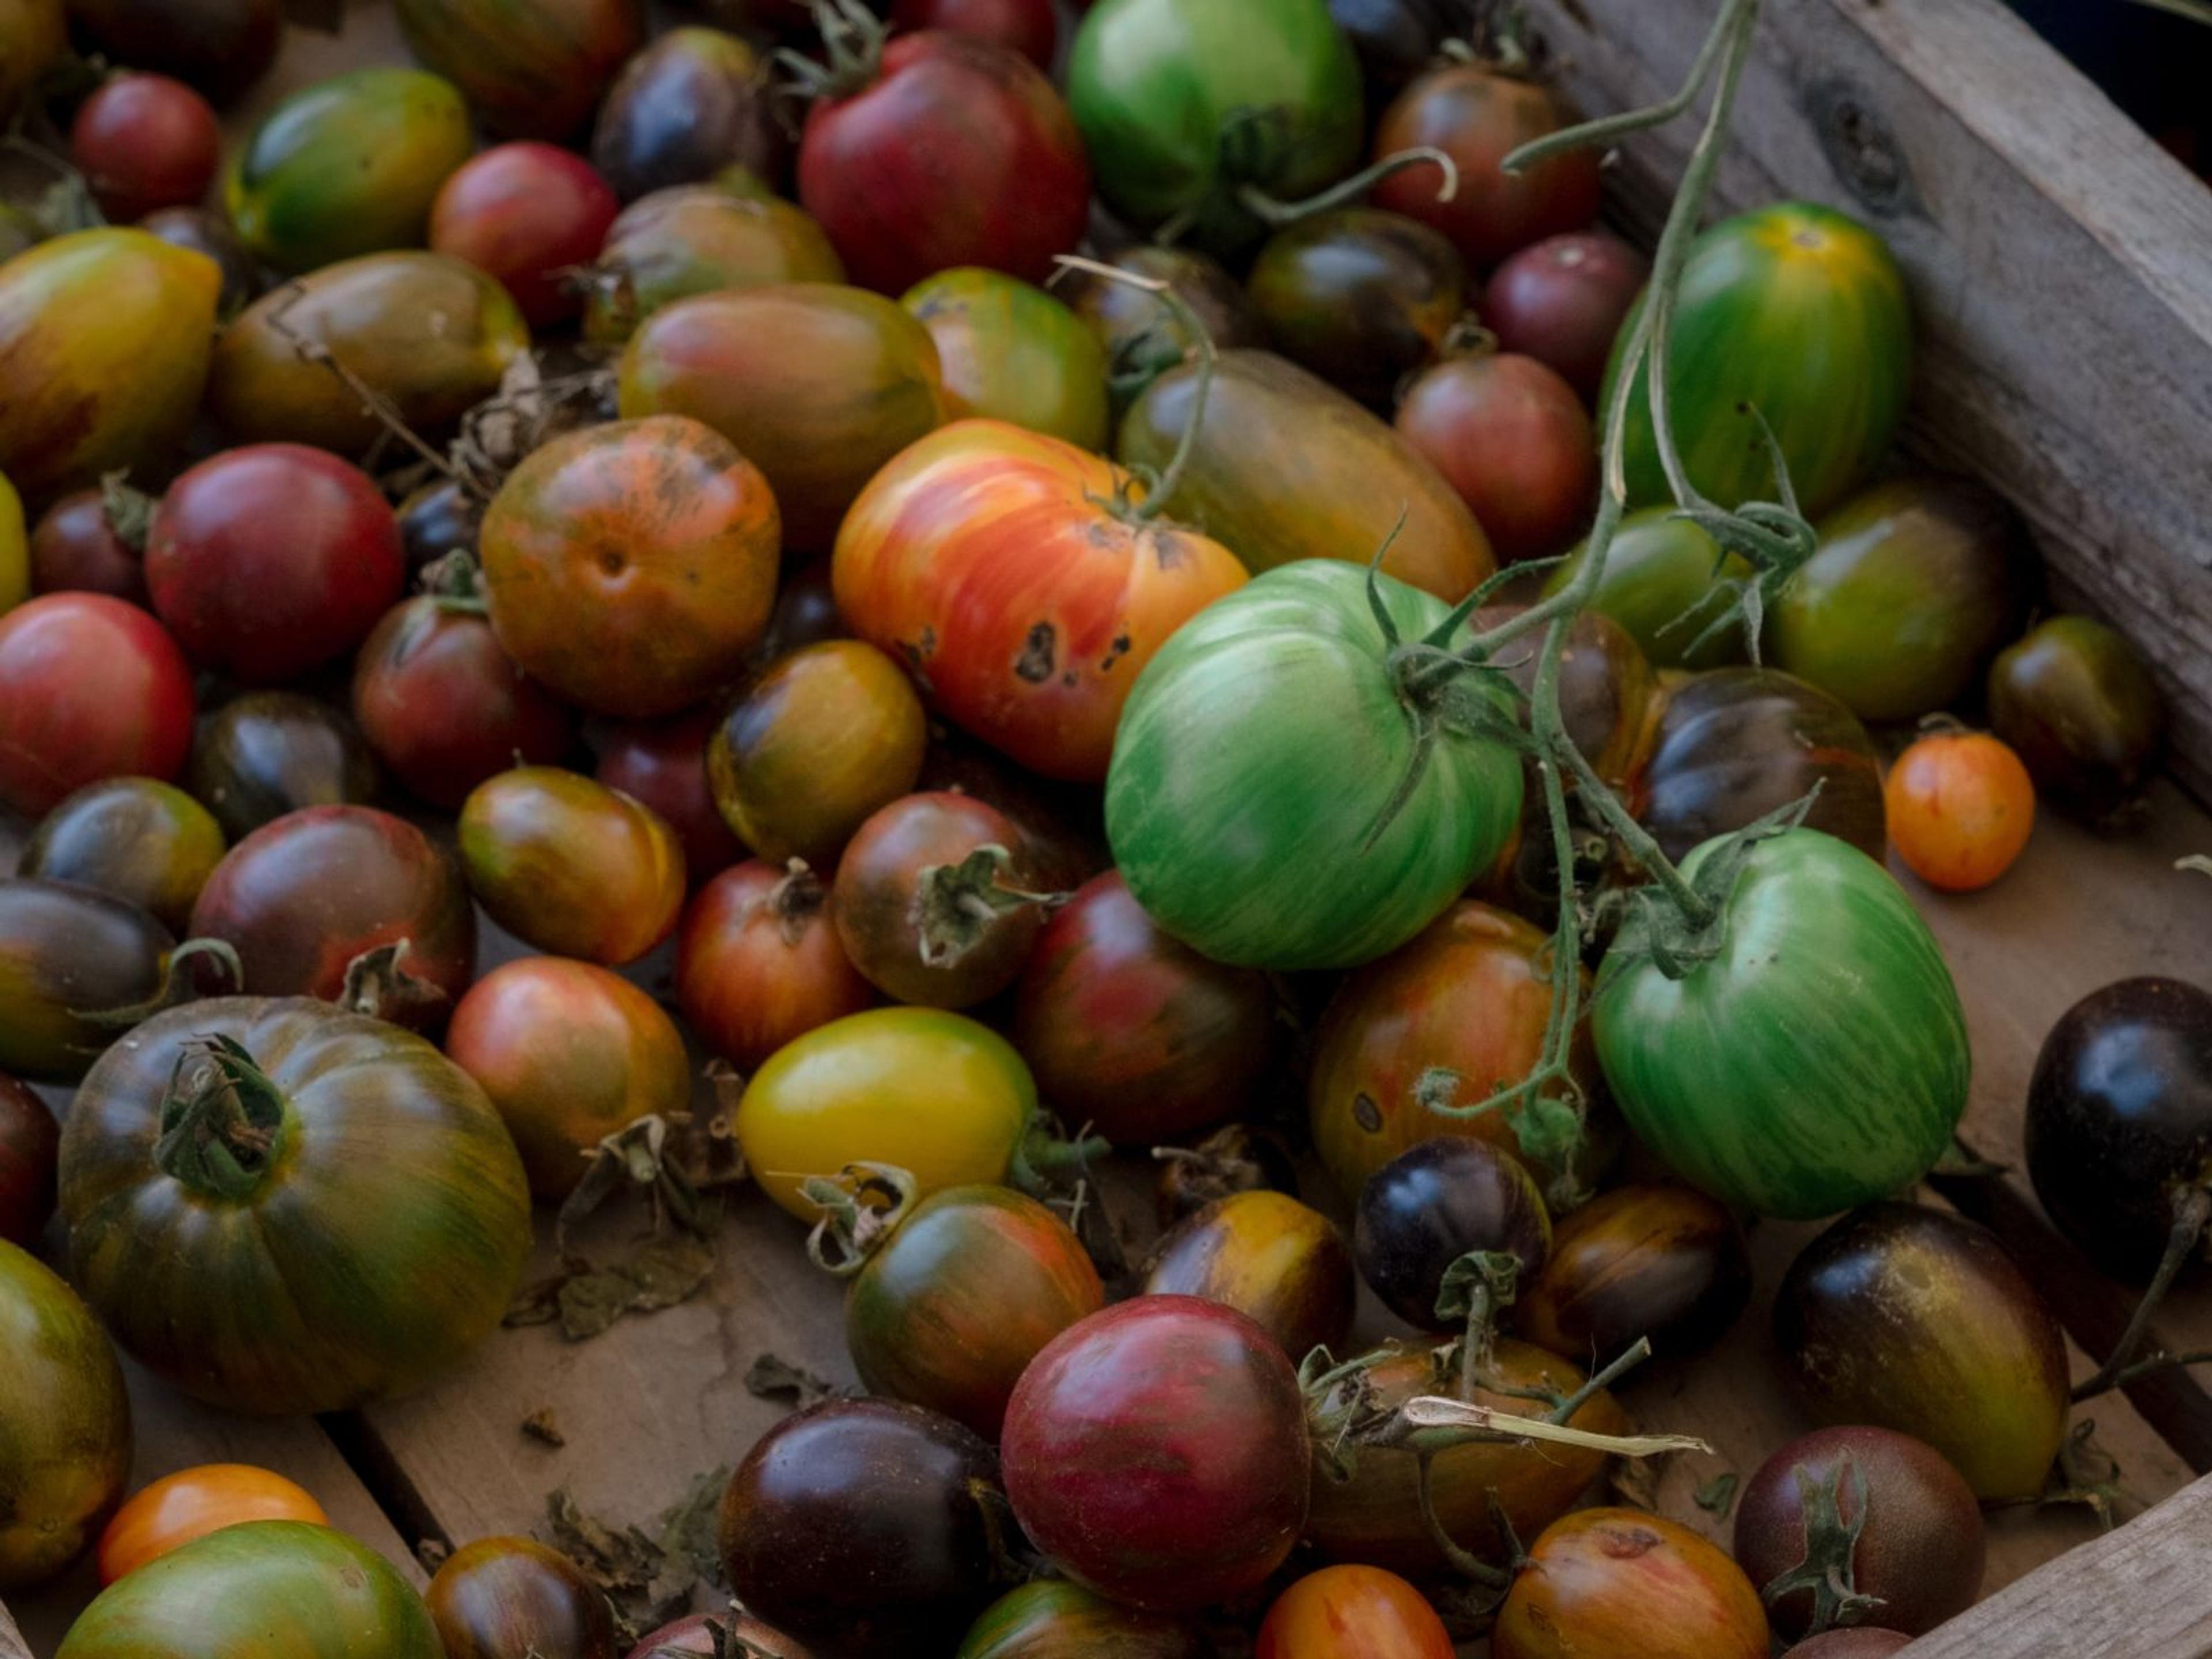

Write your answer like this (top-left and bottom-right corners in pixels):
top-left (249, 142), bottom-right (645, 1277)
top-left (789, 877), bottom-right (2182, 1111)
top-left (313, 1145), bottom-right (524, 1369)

top-left (835, 419), bottom-right (1247, 783)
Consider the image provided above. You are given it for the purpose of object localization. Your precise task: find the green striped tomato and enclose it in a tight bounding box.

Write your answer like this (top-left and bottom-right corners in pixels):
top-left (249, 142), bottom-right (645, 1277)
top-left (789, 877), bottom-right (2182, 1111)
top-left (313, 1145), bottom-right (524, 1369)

top-left (1593, 828), bottom-right (1967, 1220)
top-left (1604, 203), bottom-right (1911, 518)
top-left (1105, 560), bottom-right (1522, 971)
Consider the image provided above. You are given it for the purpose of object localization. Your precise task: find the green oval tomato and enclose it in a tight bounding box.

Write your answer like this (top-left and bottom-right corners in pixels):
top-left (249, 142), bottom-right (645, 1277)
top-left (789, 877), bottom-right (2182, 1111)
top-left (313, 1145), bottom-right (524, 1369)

top-left (56, 1520), bottom-right (439, 1658)
top-left (584, 186), bottom-right (845, 346)
top-left (1542, 506), bottom-right (1751, 671)
top-left (1593, 828), bottom-right (1968, 1221)
top-left (1068, 0), bottom-right (1363, 255)
top-left (1605, 203), bottom-right (1910, 518)
top-left (0, 469), bottom-right (24, 613)
top-left (395, 0), bottom-right (643, 141)
top-left (956, 1579), bottom-right (1207, 1658)
top-left (226, 67), bottom-right (474, 273)
top-left (0, 878), bottom-right (185, 1084)
top-left (1106, 560), bottom-right (1523, 970)
top-left (21, 778), bottom-right (227, 935)
top-left (902, 268), bottom-right (1111, 451)
top-left (1988, 613), bottom-right (2165, 827)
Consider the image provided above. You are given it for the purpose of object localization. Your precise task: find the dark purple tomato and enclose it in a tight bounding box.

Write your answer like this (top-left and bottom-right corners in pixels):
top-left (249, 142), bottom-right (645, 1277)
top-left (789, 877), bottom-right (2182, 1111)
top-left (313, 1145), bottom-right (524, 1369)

top-left (430, 142), bottom-right (622, 328)
top-left (1001, 1297), bottom-right (1309, 1613)
top-left (623, 1612), bottom-right (813, 1659)
top-left (1156, 1123), bottom-right (1300, 1229)
top-left (1246, 207), bottom-right (1469, 409)
top-left (1482, 230), bottom-right (1650, 403)
top-left (893, 0), bottom-right (1057, 67)
top-left (1355, 1138), bottom-right (1551, 1331)
top-left (426, 1535), bottom-right (619, 1659)
top-left (188, 805), bottom-right (477, 1033)
top-left (757, 558), bottom-right (849, 665)
top-left (1786, 1633), bottom-right (1912, 1658)
top-left (1734, 1425), bottom-right (1984, 1641)
top-left (718, 1398), bottom-right (1002, 1659)
top-left (1988, 614), bottom-right (2166, 827)
top-left (1060, 244), bottom-right (1266, 403)
top-left (69, 72), bottom-right (221, 222)
top-left (185, 692), bottom-right (382, 842)
top-left (29, 487), bottom-right (147, 605)
top-left (591, 26), bottom-right (787, 203)
top-left (2025, 976), bottom-right (2212, 1282)
top-left (593, 712), bottom-right (745, 883)
top-left (0, 1075), bottom-right (59, 1248)
top-left (1142, 1190), bottom-right (1355, 1365)
top-left (1328, 0), bottom-right (1482, 99)
top-left (67, 0), bottom-right (283, 105)
top-left (145, 445), bottom-right (406, 685)
top-left (396, 479), bottom-right (484, 577)
top-left (19, 777), bottom-right (226, 935)
top-left (0, 594), bottom-right (196, 818)
top-left (139, 206), bottom-right (263, 319)
top-left (1396, 350), bottom-right (1597, 563)
top-left (1012, 871), bottom-right (1274, 1148)
top-left (1513, 1183), bottom-right (1750, 1364)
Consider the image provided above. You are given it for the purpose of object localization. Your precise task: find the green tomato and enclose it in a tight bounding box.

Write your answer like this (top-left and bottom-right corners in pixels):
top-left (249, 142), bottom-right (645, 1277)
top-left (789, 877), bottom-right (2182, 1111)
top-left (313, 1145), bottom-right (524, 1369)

top-left (1106, 560), bottom-right (1524, 971)
top-left (902, 268), bottom-right (1111, 452)
top-left (1604, 202), bottom-right (1911, 518)
top-left (1593, 828), bottom-right (1968, 1221)
top-left (957, 1578), bottom-right (1206, 1658)
top-left (1543, 506), bottom-right (1751, 671)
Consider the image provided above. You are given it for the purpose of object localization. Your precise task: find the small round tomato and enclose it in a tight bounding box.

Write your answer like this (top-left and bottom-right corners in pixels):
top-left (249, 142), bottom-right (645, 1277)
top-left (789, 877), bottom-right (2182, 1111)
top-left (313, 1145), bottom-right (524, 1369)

top-left (29, 486), bottom-right (148, 605)
top-left (445, 959), bottom-right (692, 1199)
top-left (96, 1464), bottom-right (327, 1585)
top-left (67, 0), bottom-right (282, 107)
top-left (676, 859), bottom-right (876, 1072)
top-left (589, 26), bottom-right (786, 203)
top-left (394, 0), bottom-right (641, 142)
top-left (1256, 1565), bottom-right (1454, 1659)
top-left (1885, 729), bottom-right (2036, 892)
top-left (1988, 613), bottom-right (2166, 826)
top-left (734, 1007), bottom-right (1036, 1220)
top-left (1513, 1183), bottom-right (1751, 1363)
top-left (430, 142), bottom-right (622, 327)
top-left (0, 1075), bottom-right (59, 1248)
top-left (1143, 1190), bottom-right (1355, 1364)
top-left (894, 0), bottom-right (1058, 68)
top-left (1482, 230), bottom-right (1651, 402)
top-left (1354, 1138), bottom-right (1551, 1332)
top-left (70, 73), bottom-right (222, 222)
top-left (582, 187), bottom-right (846, 346)
top-left (1395, 350), bottom-right (1597, 563)
top-left (1493, 1509), bottom-right (1770, 1659)
top-left (0, 878), bottom-right (195, 1082)
top-left (0, 594), bottom-right (195, 817)
top-left (594, 713), bottom-right (745, 882)
top-left (426, 1535), bottom-right (619, 1659)
top-left (902, 269), bottom-right (1110, 449)
top-left (20, 777), bottom-right (225, 934)
top-left (1247, 207), bottom-right (1468, 410)
top-left (458, 767), bottom-right (686, 966)
top-left (185, 691), bottom-right (383, 842)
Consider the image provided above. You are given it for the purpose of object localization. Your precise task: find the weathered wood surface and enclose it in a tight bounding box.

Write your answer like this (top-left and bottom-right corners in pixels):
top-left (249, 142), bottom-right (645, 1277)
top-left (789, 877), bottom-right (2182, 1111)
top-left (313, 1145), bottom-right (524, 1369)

top-left (1522, 0), bottom-right (2212, 804)
top-left (0, 1598), bottom-right (29, 1659)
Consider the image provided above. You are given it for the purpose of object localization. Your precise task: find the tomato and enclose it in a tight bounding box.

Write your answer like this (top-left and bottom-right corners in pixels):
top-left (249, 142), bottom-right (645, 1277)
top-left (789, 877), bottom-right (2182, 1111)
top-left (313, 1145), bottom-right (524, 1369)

top-left (0, 1237), bottom-right (130, 1592)
top-left (1157, 1124), bottom-right (1298, 1229)
top-left (427, 1536), bottom-right (619, 1659)
top-left (97, 1465), bottom-right (327, 1585)
top-left (1493, 1509), bottom-right (1769, 1659)
top-left (0, 880), bottom-right (199, 1082)
top-left (1735, 1425), bottom-right (1983, 1640)
top-left (0, 471), bottom-right (23, 612)
top-left (1988, 613), bottom-right (2166, 826)
top-left (211, 252), bottom-right (530, 454)
top-left (1483, 230), bottom-right (1650, 402)
top-left (583, 186), bottom-right (845, 346)
top-left (618, 284), bottom-right (945, 551)
top-left (1355, 1138), bottom-right (1550, 1330)
top-left (1770, 476), bottom-right (2035, 722)
top-left (21, 778), bottom-right (225, 934)
top-left (956, 1580), bottom-right (1202, 1658)
top-left (397, 478), bottom-right (483, 575)
top-left (1120, 351), bottom-right (1491, 595)
top-left (1108, 562), bottom-right (1522, 970)
top-left (901, 270), bottom-right (1110, 449)
top-left (795, 26), bottom-right (1089, 295)
top-left (897, 0), bottom-right (1056, 63)
top-left (1607, 203), bottom-right (1911, 517)
top-left (0, 0), bottom-right (63, 120)
top-left (735, 1007), bottom-right (1036, 1219)
top-left (69, 73), bottom-right (221, 223)
top-left (225, 68), bottom-right (472, 273)
top-left (721, 1400), bottom-right (1000, 1659)
top-left (1248, 209), bottom-right (1468, 409)
top-left (0, 229), bottom-right (220, 503)
top-left (594, 713), bottom-right (743, 881)
top-left (1885, 730), bottom-right (2035, 892)
top-left (1473, 603), bottom-right (1661, 800)
top-left (590, 27), bottom-right (787, 202)
top-left (707, 641), bottom-right (927, 866)
top-left (1069, 0), bottom-right (1362, 255)
top-left (0, 594), bottom-right (194, 817)
top-left (1542, 507), bottom-right (1749, 671)
top-left (1327, 0), bottom-right (1477, 99)
top-left (1060, 245), bottom-right (1264, 403)
top-left (1143, 1190), bottom-right (1355, 1362)
top-left (185, 692), bottom-right (382, 842)
top-left (2025, 977), bottom-right (2212, 1282)
top-left (917, 733), bottom-right (1107, 893)
top-left (1774, 1203), bottom-right (2069, 1501)
top-left (481, 416), bottom-right (780, 718)
top-left (445, 959), bottom-right (690, 1199)
top-left (28, 486), bottom-right (147, 605)
top-left (1396, 350), bottom-right (1597, 563)
top-left (1596, 829), bottom-right (1965, 1220)
top-left (1514, 1183), bottom-right (1751, 1363)
top-left (458, 767), bottom-right (685, 965)
top-left (61, 0), bottom-right (279, 105)
top-left (430, 143), bottom-right (622, 328)
top-left (140, 206), bottom-right (262, 319)
top-left (1003, 1297), bottom-right (1308, 1611)
top-left (625, 1612), bottom-right (812, 1659)
top-left (0, 1076), bottom-right (58, 1247)
top-left (1256, 1565), bottom-right (1454, 1659)
top-left (56, 1521), bottom-right (439, 1658)
top-left (676, 861), bottom-right (876, 1072)
top-left (396, 0), bottom-right (642, 141)
top-left (1639, 668), bottom-right (1888, 865)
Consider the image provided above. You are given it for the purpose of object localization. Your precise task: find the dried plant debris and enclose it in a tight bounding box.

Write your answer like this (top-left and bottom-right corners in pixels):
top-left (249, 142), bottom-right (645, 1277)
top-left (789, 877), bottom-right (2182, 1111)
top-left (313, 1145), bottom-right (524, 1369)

top-left (743, 1353), bottom-right (844, 1411)
top-left (522, 1408), bottom-right (567, 1448)
top-left (1695, 1470), bottom-right (1741, 1516)
top-left (543, 1470), bottom-right (732, 1645)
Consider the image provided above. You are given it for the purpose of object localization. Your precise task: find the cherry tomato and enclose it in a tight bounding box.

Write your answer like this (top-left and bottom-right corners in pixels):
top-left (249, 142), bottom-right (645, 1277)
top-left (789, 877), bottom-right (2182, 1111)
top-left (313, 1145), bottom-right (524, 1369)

top-left (1355, 1137), bottom-right (1551, 1331)
top-left (893, 0), bottom-right (1058, 68)
top-left (430, 142), bottom-right (622, 328)
top-left (70, 73), bottom-right (222, 222)
top-left (1256, 1565), bottom-right (1455, 1659)
top-left (1885, 729), bottom-right (2036, 892)
top-left (427, 1535), bottom-right (619, 1659)
top-left (1483, 230), bottom-right (1650, 402)
top-left (0, 593), bottom-right (195, 817)
top-left (397, 478), bottom-right (483, 575)
top-left (96, 1464), bottom-right (327, 1585)
top-left (589, 26), bottom-right (787, 204)
top-left (594, 712), bottom-right (745, 883)
top-left (1988, 613), bottom-right (2165, 827)
top-left (1395, 350), bottom-right (1597, 563)
top-left (20, 777), bottom-right (225, 934)
top-left (1143, 1190), bottom-right (1355, 1364)
top-left (29, 486), bottom-right (148, 605)
top-left (1493, 1509), bottom-right (1770, 1659)
top-left (676, 859), bottom-right (876, 1073)
top-left (0, 1074), bottom-right (59, 1248)
top-left (1514, 1183), bottom-right (1751, 1363)
top-left (185, 691), bottom-right (382, 842)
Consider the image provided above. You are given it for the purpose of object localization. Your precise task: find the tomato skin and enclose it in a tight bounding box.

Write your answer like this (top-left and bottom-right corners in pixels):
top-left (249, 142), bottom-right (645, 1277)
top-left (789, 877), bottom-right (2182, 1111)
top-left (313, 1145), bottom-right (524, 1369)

top-left (590, 27), bottom-right (787, 203)
top-left (185, 692), bottom-right (382, 842)
top-left (21, 777), bottom-right (226, 934)
top-left (28, 487), bottom-right (147, 605)
top-left (0, 879), bottom-right (183, 1082)
top-left (955, 1580), bottom-right (1203, 1658)
top-left (1143, 1190), bottom-right (1355, 1363)
top-left (0, 1075), bottom-right (58, 1247)
top-left (70, 73), bottom-right (221, 223)
top-left (1483, 230), bottom-right (1650, 403)
top-left (1885, 730), bottom-right (2035, 892)
top-left (482, 416), bottom-right (781, 719)
top-left (1396, 351), bottom-right (1597, 564)
top-left (1596, 830), bottom-right (1966, 1221)
top-left (426, 1536), bottom-right (620, 1659)
top-left (1493, 1509), bottom-right (1770, 1659)
top-left (1060, 245), bottom-right (1264, 404)
top-left (1256, 1566), bottom-right (1454, 1659)
top-left (397, 478), bottom-right (483, 575)
top-left (897, 0), bottom-right (1056, 63)
top-left (582, 186), bottom-right (845, 346)
top-left (594, 713), bottom-right (745, 882)
top-left (66, 0), bottom-right (280, 106)
top-left (1543, 507), bottom-right (1749, 671)
top-left (1988, 613), bottom-right (2166, 825)
top-left (1514, 1183), bottom-right (1751, 1363)
top-left (1473, 603), bottom-right (1661, 800)
top-left (0, 594), bottom-right (195, 817)
top-left (902, 270), bottom-right (1111, 449)
top-left (430, 143), bottom-right (621, 328)
top-left (1355, 1138), bottom-right (1550, 1332)
top-left (1248, 208), bottom-right (1468, 409)
top-left (396, 0), bottom-right (642, 140)
top-left (96, 1464), bottom-right (327, 1585)
top-left (676, 861), bottom-right (876, 1072)
top-left (734, 1007), bottom-right (1036, 1220)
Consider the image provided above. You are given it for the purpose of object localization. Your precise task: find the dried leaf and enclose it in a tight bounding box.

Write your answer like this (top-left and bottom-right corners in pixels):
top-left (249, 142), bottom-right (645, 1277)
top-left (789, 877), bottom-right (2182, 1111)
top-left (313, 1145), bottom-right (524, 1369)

top-left (522, 1408), bottom-right (566, 1448)
top-left (744, 1353), bottom-right (838, 1410)
top-left (1608, 1452), bottom-right (1666, 1511)
top-left (1695, 1471), bottom-right (1740, 1515)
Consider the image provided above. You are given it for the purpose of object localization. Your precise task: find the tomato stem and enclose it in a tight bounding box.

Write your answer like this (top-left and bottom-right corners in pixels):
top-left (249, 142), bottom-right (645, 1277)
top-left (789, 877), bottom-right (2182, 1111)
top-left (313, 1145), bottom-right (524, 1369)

top-left (1052, 255), bottom-right (1216, 527)
top-left (153, 1034), bottom-right (294, 1203)
top-left (75, 937), bottom-right (243, 1032)
top-left (1234, 146), bottom-right (1461, 229)
top-left (2071, 1184), bottom-right (2212, 1401)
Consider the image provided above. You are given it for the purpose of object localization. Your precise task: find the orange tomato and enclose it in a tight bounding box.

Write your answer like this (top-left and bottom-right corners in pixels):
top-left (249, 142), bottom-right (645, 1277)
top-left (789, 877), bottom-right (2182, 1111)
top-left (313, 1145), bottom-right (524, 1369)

top-left (1256, 1565), bottom-right (1455, 1659)
top-left (1493, 1509), bottom-right (1769, 1659)
top-left (97, 1464), bottom-right (328, 1585)
top-left (1884, 729), bottom-right (2036, 892)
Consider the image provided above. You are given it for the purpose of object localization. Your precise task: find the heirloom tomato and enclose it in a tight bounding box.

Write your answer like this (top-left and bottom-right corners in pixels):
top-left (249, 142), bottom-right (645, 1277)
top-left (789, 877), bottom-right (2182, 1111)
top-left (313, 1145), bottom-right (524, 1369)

top-left (901, 270), bottom-right (1110, 449)
top-left (1328, 0), bottom-right (1481, 97)
top-left (1542, 507), bottom-right (1749, 671)
top-left (1108, 563), bottom-right (1522, 969)
top-left (397, 478), bottom-right (482, 574)
top-left (56, 1521), bottom-right (441, 1659)
top-left (1472, 603), bottom-right (1661, 797)
top-left (1354, 1138), bottom-right (1550, 1331)
top-left (918, 733), bottom-right (1107, 892)
top-left (595, 713), bottom-right (744, 880)
top-left (896, 0), bottom-right (1057, 66)
top-left (459, 767), bottom-right (685, 965)
top-left (63, 0), bottom-right (280, 105)
top-left (956, 1580), bottom-right (1204, 1659)
top-left (480, 416), bottom-right (780, 718)
top-left (1988, 613), bottom-right (2166, 825)
top-left (834, 420), bottom-right (1248, 782)
top-left (0, 1236), bottom-right (131, 1593)
top-left (426, 1536), bottom-right (619, 1659)
top-left (1606, 203), bottom-right (1911, 517)
top-left (1248, 208), bottom-right (1468, 409)
top-left (1885, 730), bottom-right (2035, 892)
top-left (582, 186), bottom-right (844, 346)
top-left (28, 485), bottom-right (147, 605)
top-left (676, 861), bottom-right (876, 1071)
top-left (626, 1613), bottom-right (812, 1659)
top-left (70, 73), bottom-right (222, 224)
top-left (590, 27), bottom-right (786, 203)
top-left (1143, 1190), bottom-right (1356, 1362)
top-left (430, 143), bottom-right (622, 328)
top-left (1594, 829), bottom-right (1966, 1220)
top-left (1514, 1183), bottom-right (1751, 1363)
top-left (185, 692), bottom-right (383, 842)
top-left (1483, 230), bottom-right (1651, 402)
top-left (97, 1464), bottom-right (327, 1584)
top-left (734, 1007), bottom-right (1035, 1219)
top-left (395, 0), bottom-right (643, 140)
top-left (1493, 1509), bottom-right (1769, 1659)
top-left (61, 997), bottom-right (531, 1414)
top-left (618, 283), bottom-right (945, 551)
top-left (1060, 244), bottom-right (1264, 403)
top-left (1397, 350), bottom-right (1597, 564)
top-left (1256, 1566), bottom-right (1455, 1659)
top-left (140, 207), bottom-right (262, 319)
top-left (0, 593), bottom-right (194, 817)
top-left (21, 778), bottom-right (225, 934)
top-left (0, 880), bottom-right (208, 1082)
top-left (0, 1075), bottom-right (58, 1246)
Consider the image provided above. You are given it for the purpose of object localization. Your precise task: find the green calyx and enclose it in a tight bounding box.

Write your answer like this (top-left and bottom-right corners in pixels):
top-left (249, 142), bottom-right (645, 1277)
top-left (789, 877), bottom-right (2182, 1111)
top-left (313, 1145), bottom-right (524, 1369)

top-left (155, 1034), bottom-right (294, 1203)
top-left (912, 845), bottom-right (1056, 968)
top-left (800, 1162), bottom-right (919, 1277)
top-left (777, 0), bottom-right (888, 104)
top-left (1759, 1456), bottom-right (1885, 1636)
top-left (1605, 782), bottom-right (1826, 983)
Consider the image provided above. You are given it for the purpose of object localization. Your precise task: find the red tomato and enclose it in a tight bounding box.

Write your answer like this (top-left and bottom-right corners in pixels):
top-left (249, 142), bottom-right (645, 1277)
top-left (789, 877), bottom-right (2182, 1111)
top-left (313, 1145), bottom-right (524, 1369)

top-left (676, 859), bottom-right (876, 1071)
top-left (96, 1464), bottom-right (328, 1585)
top-left (1256, 1566), bottom-right (1455, 1659)
top-left (1885, 729), bottom-right (2036, 892)
top-left (430, 142), bottom-right (622, 328)
top-left (70, 72), bottom-right (222, 222)
top-left (146, 445), bottom-right (406, 684)
top-left (0, 593), bottom-right (195, 816)
top-left (29, 487), bottom-right (148, 605)
top-left (796, 28), bottom-right (1090, 294)
top-left (594, 711), bottom-right (746, 883)
top-left (834, 420), bottom-right (1247, 782)
top-left (1482, 230), bottom-right (1650, 402)
top-left (892, 0), bottom-right (1056, 68)
top-left (1395, 351), bottom-right (1597, 563)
